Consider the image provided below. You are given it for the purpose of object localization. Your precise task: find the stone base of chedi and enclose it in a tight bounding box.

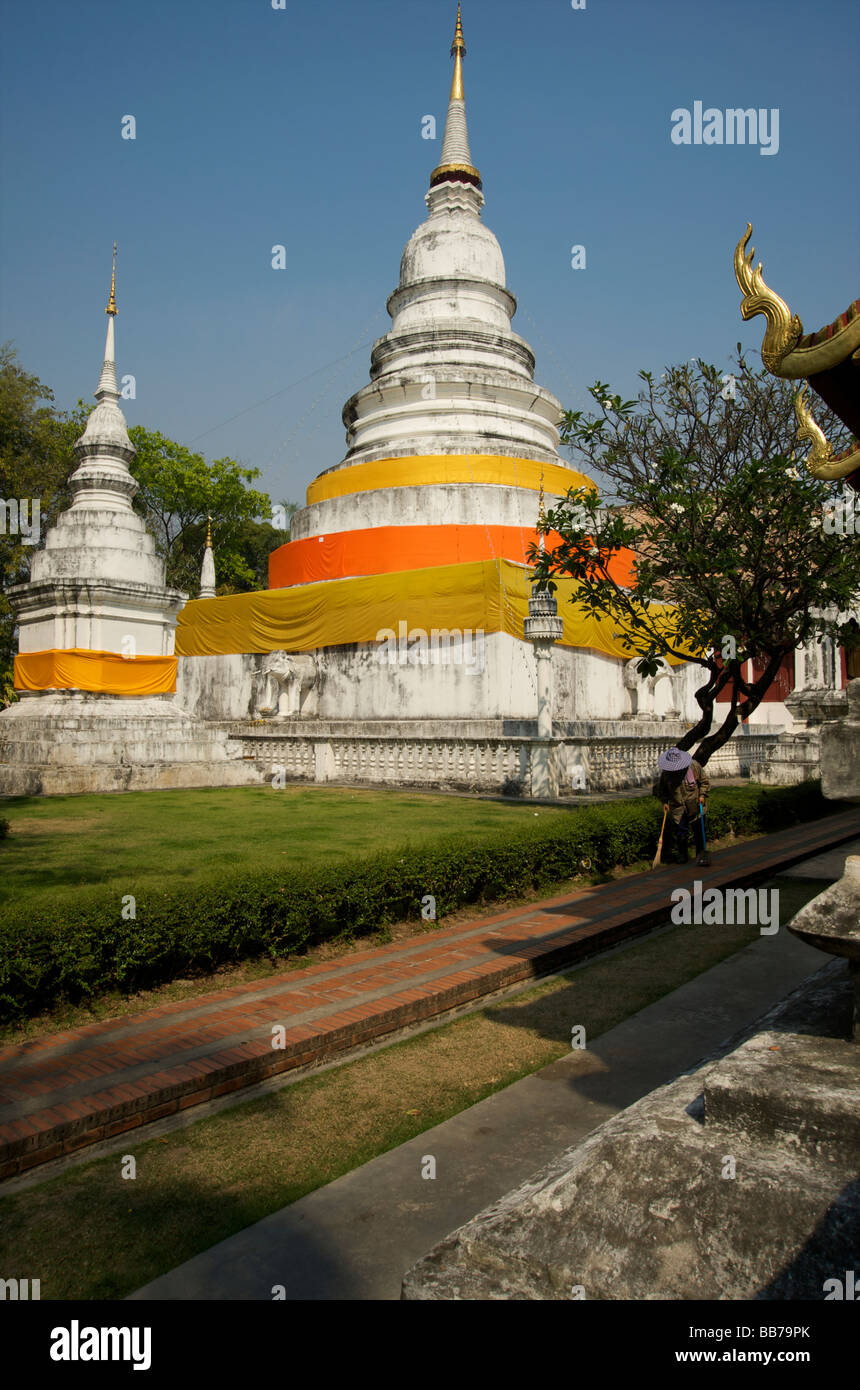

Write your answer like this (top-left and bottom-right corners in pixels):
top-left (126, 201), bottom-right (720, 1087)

top-left (402, 957), bottom-right (860, 1300)
top-left (0, 693), bottom-right (260, 796)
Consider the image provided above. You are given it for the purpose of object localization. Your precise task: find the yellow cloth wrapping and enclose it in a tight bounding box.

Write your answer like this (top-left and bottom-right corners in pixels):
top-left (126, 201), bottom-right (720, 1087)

top-left (14, 649), bottom-right (178, 695)
top-left (306, 454), bottom-right (595, 505)
top-left (175, 557), bottom-right (688, 665)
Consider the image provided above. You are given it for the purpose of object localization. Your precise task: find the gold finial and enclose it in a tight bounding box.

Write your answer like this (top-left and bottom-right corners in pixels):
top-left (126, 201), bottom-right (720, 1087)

top-left (206, 513), bottom-right (213, 547)
top-left (450, 3), bottom-right (466, 100)
top-left (106, 241), bottom-right (117, 316)
top-left (794, 385), bottom-right (860, 480)
top-left (733, 224), bottom-right (801, 373)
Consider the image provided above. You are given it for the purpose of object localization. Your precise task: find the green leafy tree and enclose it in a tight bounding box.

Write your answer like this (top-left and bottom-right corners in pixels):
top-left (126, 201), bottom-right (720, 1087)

top-left (63, 406), bottom-right (287, 595)
top-left (0, 346), bottom-right (77, 703)
top-left (126, 427), bottom-right (275, 594)
top-left (531, 352), bottom-right (860, 765)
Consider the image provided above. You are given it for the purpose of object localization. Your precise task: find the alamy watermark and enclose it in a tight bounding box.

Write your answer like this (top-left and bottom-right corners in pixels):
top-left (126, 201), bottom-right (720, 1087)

top-left (821, 496), bottom-right (859, 536)
top-left (375, 622), bottom-right (485, 674)
top-left (671, 103), bottom-right (779, 156)
top-left (0, 497), bottom-right (40, 545)
top-left (50, 1322), bottom-right (151, 1370)
top-left (0, 1277), bottom-right (40, 1299)
top-left (670, 882), bottom-right (779, 935)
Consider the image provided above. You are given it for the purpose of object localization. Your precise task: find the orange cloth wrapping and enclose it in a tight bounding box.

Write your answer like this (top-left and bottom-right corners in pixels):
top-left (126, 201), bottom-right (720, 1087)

top-left (176, 557), bottom-right (688, 665)
top-left (268, 524), bottom-right (636, 590)
top-left (14, 649), bottom-right (177, 695)
top-left (306, 454), bottom-right (594, 505)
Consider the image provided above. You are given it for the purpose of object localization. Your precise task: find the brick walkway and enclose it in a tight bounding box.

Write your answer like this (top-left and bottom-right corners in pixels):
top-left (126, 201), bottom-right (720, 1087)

top-left (2, 809), bottom-right (858, 1181)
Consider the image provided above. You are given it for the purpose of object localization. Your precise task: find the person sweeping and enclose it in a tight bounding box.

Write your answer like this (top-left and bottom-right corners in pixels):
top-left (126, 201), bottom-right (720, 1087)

top-left (653, 747), bottom-right (710, 865)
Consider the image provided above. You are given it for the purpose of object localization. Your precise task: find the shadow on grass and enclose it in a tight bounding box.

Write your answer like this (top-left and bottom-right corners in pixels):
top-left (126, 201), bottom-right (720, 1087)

top-left (0, 1091), bottom-right (375, 1301)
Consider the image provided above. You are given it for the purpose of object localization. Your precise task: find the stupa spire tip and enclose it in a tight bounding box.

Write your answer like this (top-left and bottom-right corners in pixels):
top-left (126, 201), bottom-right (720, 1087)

top-left (430, 5), bottom-right (482, 193)
top-left (450, 4), bottom-right (466, 98)
top-left (106, 242), bottom-right (117, 317)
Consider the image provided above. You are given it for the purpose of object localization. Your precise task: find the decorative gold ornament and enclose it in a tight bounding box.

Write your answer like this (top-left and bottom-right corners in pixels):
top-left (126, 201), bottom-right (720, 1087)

top-left (734, 224), bottom-right (802, 373)
top-left (106, 241), bottom-right (117, 316)
top-left (795, 385), bottom-right (860, 480)
top-left (430, 160), bottom-right (482, 181)
top-left (206, 513), bottom-right (213, 547)
top-left (735, 224), bottom-right (860, 378)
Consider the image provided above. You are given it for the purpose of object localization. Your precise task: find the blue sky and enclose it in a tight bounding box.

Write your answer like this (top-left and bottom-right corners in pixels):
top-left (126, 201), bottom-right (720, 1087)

top-left (1, 0), bottom-right (858, 509)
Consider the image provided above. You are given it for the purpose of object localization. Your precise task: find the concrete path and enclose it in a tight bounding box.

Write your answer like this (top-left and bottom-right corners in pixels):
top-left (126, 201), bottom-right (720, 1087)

top-left (3, 808), bottom-right (858, 1182)
top-left (781, 836), bottom-right (860, 879)
top-left (129, 924), bottom-right (825, 1300)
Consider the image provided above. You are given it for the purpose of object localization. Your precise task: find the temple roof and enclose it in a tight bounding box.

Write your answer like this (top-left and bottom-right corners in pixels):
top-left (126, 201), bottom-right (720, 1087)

top-left (735, 225), bottom-right (860, 437)
top-left (734, 225), bottom-right (859, 482)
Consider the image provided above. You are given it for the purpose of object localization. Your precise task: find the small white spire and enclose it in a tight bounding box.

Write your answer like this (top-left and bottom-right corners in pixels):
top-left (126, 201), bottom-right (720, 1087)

top-left (94, 313), bottom-right (119, 402)
top-left (199, 514), bottom-right (216, 598)
top-left (70, 245), bottom-right (138, 509)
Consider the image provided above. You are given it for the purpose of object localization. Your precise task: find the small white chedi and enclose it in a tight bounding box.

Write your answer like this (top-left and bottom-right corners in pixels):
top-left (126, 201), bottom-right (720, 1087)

top-left (0, 252), bottom-right (255, 794)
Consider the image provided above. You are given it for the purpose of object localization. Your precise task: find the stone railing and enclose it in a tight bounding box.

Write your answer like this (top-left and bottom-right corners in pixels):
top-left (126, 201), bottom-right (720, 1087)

top-left (229, 725), bottom-right (782, 796)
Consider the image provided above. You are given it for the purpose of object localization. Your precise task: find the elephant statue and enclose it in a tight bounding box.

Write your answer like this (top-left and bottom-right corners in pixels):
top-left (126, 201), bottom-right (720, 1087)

top-left (254, 651), bottom-right (319, 718)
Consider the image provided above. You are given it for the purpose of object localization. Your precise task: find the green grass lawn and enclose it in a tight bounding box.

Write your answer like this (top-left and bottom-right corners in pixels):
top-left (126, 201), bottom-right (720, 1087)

top-left (0, 785), bottom-right (567, 913)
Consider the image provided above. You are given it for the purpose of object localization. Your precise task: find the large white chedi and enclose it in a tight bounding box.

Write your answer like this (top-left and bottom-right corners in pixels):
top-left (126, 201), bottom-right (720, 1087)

top-left (182, 7), bottom-right (699, 734)
top-left (172, 7), bottom-right (810, 796)
top-left (298, 52), bottom-right (561, 516)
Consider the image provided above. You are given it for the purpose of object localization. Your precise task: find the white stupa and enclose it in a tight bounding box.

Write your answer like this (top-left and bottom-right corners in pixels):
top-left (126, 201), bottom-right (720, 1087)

top-left (247, 5), bottom-right (648, 728)
top-left (199, 517), bottom-right (217, 599)
top-left (13, 246), bottom-right (186, 663)
top-left (285, 3), bottom-right (574, 552)
top-left (0, 250), bottom-right (256, 794)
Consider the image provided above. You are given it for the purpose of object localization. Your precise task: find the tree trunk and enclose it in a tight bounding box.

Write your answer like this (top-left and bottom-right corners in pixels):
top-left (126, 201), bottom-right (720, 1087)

top-left (693, 651), bottom-right (787, 766)
top-left (677, 663), bottom-right (733, 754)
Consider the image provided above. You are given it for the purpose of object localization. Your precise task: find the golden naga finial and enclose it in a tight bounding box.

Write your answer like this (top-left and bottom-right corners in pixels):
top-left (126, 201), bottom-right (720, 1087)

top-left (734, 224), bottom-right (802, 373)
top-left (106, 241), bottom-right (117, 316)
top-left (450, 3), bottom-right (466, 100)
top-left (795, 385), bottom-right (860, 480)
top-left (206, 513), bottom-right (213, 547)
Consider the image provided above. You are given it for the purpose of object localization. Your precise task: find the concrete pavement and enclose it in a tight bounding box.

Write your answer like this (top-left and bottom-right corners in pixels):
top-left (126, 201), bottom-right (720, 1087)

top-left (129, 918), bottom-right (825, 1300)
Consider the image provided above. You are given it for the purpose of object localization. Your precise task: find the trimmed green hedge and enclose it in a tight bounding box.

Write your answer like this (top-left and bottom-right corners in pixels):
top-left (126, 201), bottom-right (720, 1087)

top-left (0, 780), bottom-right (833, 1022)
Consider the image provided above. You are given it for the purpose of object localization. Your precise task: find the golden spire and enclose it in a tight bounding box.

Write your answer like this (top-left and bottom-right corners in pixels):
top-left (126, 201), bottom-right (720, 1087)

top-left (106, 241), bottom-right (117, 316)
top-left (430, 5), bottom-right (482, 191)
top-left (206, 513), bottom-right (213, 547)
top-left (450, 3), bottom-right (466, 100)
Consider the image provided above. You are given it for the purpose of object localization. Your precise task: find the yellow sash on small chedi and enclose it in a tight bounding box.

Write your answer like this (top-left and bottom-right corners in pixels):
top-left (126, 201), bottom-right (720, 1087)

top-left (14, 649), bottom-right (177, 695)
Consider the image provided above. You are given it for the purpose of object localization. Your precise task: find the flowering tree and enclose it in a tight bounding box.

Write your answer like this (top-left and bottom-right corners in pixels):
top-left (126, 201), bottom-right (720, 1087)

top-left (531, 353), bottom-right (860, 765)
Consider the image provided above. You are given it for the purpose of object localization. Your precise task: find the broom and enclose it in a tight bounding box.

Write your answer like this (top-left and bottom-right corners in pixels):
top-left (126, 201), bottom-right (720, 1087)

top-left (696, 802), bottom-right (711, 867)
top-left (652, 807), bottom-right (668, 869)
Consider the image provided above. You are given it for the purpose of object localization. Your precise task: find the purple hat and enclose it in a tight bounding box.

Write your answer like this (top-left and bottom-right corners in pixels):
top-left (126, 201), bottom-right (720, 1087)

top-left (658, 746), bottom-right (692, 773)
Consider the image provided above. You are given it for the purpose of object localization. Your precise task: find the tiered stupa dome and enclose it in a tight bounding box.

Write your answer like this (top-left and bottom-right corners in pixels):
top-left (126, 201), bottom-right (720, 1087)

top-left (270, 4), bottom-right (596, 586)
top-left (174, 7), bottom-right (639, 728)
